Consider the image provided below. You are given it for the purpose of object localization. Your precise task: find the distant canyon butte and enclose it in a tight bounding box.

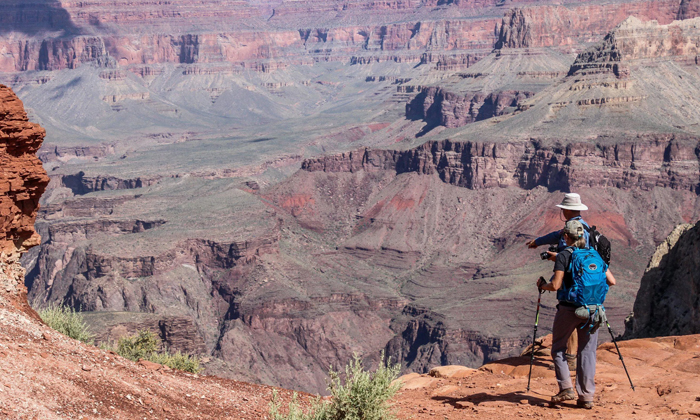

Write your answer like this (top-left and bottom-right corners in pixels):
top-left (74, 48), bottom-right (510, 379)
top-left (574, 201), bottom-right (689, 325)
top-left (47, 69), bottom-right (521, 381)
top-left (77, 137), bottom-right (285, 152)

top-left (2, 0), bottom-right (700, 393)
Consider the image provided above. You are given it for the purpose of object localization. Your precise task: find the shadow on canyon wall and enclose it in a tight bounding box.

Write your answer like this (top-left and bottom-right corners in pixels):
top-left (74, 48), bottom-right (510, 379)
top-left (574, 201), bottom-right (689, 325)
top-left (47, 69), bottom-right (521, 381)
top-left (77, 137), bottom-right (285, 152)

top-left (0, 0), bottom-right (79, 36)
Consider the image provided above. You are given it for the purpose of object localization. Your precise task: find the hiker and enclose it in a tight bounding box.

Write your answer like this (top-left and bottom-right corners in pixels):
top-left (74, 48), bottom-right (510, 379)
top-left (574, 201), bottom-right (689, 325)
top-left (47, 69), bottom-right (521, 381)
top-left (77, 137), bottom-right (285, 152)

top-left (526, 192), bottom-right (591, 257)
top-left (536, 220), bottom-right (616, 409)
top-left (527, 192), bottom-right (592, 368)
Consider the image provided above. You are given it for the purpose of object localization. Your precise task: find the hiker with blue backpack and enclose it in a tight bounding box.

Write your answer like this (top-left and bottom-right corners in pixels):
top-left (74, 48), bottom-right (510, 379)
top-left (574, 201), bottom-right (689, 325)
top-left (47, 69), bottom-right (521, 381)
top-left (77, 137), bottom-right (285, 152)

top-left (536, 219), bottom-right (616, 409)
top-left (527, 193), bottom-right (613, 367)
top-left (528, 193), bottom-right (594, 369)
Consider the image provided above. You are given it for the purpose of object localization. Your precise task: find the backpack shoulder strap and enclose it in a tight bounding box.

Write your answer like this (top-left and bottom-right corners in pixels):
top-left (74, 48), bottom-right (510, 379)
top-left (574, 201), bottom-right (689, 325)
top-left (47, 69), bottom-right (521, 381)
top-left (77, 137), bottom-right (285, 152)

top-left (560, 246), bottom-right (575, 272)
top-left (560, 246), bottom-right (575, 256)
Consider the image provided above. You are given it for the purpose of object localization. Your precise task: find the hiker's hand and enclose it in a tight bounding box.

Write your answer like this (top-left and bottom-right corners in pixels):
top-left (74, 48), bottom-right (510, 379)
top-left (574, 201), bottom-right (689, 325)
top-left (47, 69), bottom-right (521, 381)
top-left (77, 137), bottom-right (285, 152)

top-left (527, 240), bottom-right (538, 248)
top-left (546, 251), bottom-right (557, 261)
top-left (537, 277), bottom-right (547, 290)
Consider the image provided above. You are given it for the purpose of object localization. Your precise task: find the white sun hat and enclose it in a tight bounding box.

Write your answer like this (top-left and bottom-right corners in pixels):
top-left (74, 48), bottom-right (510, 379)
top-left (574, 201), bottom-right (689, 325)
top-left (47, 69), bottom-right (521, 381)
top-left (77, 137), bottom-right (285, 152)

top-left (555, 193), bottom-right (588, 211)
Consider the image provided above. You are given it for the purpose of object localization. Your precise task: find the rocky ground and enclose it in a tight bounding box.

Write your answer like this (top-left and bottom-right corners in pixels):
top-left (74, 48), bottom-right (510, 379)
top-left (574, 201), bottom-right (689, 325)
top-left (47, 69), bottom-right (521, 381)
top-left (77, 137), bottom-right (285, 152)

top-left (393, 334), bottom-right (700, 419)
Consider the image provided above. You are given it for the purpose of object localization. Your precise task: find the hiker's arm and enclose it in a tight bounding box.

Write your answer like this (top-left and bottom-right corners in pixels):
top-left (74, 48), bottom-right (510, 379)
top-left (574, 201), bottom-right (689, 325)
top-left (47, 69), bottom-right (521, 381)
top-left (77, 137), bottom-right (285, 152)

top-left (606, 269), bottom-right (616, 286)
top-left (527, 230), bottom-right (561, 248)
top-left (540, 271), bottom-right (564, 292)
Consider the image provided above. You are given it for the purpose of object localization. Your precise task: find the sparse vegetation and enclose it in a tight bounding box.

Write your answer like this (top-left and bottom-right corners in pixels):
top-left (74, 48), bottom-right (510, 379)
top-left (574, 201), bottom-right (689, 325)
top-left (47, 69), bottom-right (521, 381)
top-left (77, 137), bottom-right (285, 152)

top-left (39, 307), bottom-right (202, 373)
top-left (109, 329), bottom-right (202, 374)
top-left (269, 353), bottom-right (401, 420)
top-left (38, 304), bottom-right (94, 344)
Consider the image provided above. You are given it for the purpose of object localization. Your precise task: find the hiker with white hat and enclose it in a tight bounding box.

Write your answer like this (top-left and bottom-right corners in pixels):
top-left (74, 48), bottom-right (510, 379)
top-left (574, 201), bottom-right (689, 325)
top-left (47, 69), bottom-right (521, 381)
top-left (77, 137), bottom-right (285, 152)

top-left (526, 193), bottom-right (591, 257)
top-left (526, 193), bottom-right (592, 371)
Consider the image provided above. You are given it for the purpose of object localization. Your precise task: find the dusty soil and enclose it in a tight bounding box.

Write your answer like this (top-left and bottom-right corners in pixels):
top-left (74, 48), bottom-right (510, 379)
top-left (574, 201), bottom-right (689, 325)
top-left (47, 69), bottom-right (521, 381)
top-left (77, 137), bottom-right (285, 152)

top-left (392, 334), bottom-right (700, 419)
top-left (0, 302), bottom-right (311, 420)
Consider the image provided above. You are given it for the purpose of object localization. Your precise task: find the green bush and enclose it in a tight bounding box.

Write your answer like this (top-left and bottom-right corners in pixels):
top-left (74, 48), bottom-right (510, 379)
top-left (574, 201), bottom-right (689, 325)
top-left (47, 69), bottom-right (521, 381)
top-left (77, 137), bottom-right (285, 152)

top-left (269, 392), bottom-right (329, 420)
top-left (269, 353), bottom-right (401, 420)
top-left (110, 329), bottom-right (202, 374)
top-left (149, 350), bottom-right (202, 374)
top-left (116, 329), bottom-right (159, 361)
top-left (38, 304), bottom-right (94, 344)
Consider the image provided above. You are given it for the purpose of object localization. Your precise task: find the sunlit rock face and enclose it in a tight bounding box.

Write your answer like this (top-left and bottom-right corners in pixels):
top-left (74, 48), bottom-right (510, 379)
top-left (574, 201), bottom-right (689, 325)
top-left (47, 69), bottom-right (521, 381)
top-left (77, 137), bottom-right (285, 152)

top-left (0, 84), bottom-right (48, 320)
top-left (0, 84), bottom-right (48, 261)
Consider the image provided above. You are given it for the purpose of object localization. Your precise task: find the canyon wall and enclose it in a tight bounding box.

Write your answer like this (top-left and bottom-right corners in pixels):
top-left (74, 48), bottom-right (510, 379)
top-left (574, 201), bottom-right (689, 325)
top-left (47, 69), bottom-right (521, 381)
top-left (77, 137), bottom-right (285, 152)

top-left (1, 0), bottom-right (699, 73)
top-left (494, 2), bottom-right (683, 50)
top-left (570, 15), bottom-right (700, 74)
top-left (302, 137), bottom-right (700, 192)
top-left (625, 222), bottom-right (700, 338)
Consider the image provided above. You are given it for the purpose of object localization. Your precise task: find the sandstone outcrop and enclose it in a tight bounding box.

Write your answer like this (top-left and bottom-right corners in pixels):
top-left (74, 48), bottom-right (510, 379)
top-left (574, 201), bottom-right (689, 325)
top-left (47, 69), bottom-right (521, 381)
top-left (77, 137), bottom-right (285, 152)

top-left (57, 172), bottom-right (160, 195)
top-left (84, 312), bottom-right (208, 355)
top-left (625, 221), bottom-right (700, 338)
top-left (0, 84), bottom-right (49, 262)
top-left (0, 85), bottom-right (46, 319)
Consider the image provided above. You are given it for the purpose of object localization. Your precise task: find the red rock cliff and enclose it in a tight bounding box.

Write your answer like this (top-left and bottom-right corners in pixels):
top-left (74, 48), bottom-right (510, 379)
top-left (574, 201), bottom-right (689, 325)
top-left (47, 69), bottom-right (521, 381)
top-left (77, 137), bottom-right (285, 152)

top-left (0, 84), bottom-right (49, 261)
top-left (302, 136), bottom-right (700, 192)
top-left (0, 84), bottom-right (49, 318)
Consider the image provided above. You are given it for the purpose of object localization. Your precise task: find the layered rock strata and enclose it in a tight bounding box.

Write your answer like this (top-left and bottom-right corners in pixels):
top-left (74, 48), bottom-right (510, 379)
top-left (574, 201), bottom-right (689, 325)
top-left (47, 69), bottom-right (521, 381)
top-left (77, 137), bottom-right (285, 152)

top-left (83, 312), bottom-right (209, 355)
top-left (302, 137), bottom-right (700, 192)
top-left (406, 3), bottom-right (700, 130)
top-left (570, 15), bottom-right (700, 76)
top-left (1, 0), bottom-right (698, 73)
top-left (494, 4), bottom-right (684, 50)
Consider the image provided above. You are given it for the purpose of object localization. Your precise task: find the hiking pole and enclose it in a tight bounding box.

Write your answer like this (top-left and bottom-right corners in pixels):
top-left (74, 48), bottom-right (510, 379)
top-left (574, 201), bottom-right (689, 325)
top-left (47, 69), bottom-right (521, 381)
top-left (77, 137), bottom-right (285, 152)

top-left (527, 282), bottom-right (546, 392)
top-left (605, 321), bottom-right (635, 391)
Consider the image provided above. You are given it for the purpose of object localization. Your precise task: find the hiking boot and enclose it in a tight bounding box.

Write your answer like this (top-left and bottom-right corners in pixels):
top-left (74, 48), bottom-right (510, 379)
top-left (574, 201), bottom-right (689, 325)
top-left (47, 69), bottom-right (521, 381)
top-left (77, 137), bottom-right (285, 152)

top-left (550, 388), bottom-right (576, 404)
top-left (577, 400), bottom-right (594, 409)
top-left (566, 353), bottom-right (577, 371)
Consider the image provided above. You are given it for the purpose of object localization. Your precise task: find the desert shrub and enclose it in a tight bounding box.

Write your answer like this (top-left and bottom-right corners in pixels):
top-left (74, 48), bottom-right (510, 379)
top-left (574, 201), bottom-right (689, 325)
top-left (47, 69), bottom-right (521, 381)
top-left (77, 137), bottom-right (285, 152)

top-left (111, 329), bottom-right (202, 374)
top-left (268, 353), bottom-right (401, 420)
top-left (38, 304), bottom-right (94, 344)
top-left (149, 350), bottom-right (202, 373)
top-left (116, 329), bottom-right (159, 361)
top-left (268, 392), bottom-right (328, 420)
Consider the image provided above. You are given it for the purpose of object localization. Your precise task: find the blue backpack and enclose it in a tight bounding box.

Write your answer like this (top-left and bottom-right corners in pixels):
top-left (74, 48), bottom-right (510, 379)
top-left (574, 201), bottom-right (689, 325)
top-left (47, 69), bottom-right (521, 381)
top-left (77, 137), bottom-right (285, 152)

top-left (557, 247), bottom-right (609, 306)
